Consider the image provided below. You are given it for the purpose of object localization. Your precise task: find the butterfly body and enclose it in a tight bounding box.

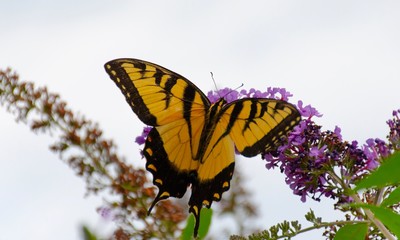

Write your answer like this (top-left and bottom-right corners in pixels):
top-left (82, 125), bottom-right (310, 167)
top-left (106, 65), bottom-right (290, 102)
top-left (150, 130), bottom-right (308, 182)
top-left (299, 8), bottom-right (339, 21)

top-left (104, 58), bottom-right (301, 236)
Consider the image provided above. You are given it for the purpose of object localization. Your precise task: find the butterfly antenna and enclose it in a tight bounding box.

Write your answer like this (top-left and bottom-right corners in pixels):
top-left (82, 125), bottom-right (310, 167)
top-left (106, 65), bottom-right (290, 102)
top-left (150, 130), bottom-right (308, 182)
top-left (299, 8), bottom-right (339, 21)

top-left (222, 83), bottom-right (244, 99)
top-left (211, 72), bottom-right (245, 101)
top-left (234, 83), bottom-right (244, 91)
top-left (210, 72), bottom-right (222, 98)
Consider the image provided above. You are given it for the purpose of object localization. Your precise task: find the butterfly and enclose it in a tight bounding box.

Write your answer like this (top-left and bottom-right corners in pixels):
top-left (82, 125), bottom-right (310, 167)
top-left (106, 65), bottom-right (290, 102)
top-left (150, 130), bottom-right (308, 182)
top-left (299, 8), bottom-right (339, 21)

top-left (104, 58), bottom-right (301, 237)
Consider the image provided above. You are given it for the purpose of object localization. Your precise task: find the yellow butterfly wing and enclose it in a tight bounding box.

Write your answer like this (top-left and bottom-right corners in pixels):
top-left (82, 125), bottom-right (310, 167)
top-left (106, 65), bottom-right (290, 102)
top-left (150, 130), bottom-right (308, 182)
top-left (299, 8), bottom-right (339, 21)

top-left (104, 58), bottom-right (210, 125)
top-left (218, 98), bottom-right (301, 156)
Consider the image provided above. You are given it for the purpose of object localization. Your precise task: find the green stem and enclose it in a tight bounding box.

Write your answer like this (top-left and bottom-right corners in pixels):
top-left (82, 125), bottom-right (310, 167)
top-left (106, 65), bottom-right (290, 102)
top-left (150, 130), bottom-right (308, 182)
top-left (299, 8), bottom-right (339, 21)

top-left (350, 192), bottom-right (395, 240)
top-left (276, 220), bottom-right (368, 239)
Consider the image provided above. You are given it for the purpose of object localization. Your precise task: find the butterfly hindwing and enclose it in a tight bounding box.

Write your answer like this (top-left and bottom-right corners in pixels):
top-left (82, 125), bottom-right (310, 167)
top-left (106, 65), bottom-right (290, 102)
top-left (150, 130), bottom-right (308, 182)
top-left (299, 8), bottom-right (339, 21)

top-left (182, 118), bottom-right (235, 234)
top-left (144, 127), bottom-right (192, 211)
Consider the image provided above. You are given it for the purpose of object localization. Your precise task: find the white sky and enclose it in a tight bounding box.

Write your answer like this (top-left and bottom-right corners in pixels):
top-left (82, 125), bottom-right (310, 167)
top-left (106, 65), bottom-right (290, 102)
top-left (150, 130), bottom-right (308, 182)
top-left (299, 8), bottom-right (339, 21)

top-left (1, 1), bottom-right (400, 239)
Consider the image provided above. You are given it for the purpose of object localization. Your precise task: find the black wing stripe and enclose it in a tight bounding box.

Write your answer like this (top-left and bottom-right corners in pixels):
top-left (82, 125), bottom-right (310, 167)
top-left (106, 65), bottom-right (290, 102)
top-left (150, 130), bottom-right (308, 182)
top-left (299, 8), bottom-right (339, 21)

top-left (182, 84), bottom-right (197, 154)
top-left (243, 100), bottom-right (258, 132)
top-left (163, 75), bottom-right (178, 109)
top-left (183, 85), bottom-right (196, 122)
top-left (153, 68), bottom-right (163, 85)
top-left (225, 101), bottom-right (243, 134)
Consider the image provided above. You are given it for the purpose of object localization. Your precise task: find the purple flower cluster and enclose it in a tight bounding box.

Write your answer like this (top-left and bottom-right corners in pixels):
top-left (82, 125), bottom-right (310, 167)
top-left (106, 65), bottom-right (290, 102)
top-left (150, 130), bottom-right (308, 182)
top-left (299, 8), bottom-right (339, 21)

top-left (206, 87), bottom-right (294, 104)
top-left (264, 105), bottom-right (398, 203)
top-left (387, 109), bottom-right (400, 150)
top-left (264, 116), bottom-right (338, 202)
top-left (97, 206), bottom-right (116, 221)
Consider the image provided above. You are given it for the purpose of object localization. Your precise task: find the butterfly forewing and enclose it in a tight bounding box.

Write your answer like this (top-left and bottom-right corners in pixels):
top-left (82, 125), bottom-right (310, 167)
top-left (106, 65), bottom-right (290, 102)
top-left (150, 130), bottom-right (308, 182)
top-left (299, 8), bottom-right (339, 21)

top-left (217, 98), bottom-right (301, 156)
top-left (105, 59), bottom-right (210, 126)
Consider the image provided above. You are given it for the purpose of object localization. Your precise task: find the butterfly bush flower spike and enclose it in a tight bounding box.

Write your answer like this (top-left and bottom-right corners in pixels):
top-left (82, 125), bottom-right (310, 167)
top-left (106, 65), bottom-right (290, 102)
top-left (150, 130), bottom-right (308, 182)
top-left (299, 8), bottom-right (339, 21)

top-left (387, 109), bottom-right (400, 149)
top-left (207, 86), bottom-right (294, 103)
top-left (263, 99), bottom-right (400, 206)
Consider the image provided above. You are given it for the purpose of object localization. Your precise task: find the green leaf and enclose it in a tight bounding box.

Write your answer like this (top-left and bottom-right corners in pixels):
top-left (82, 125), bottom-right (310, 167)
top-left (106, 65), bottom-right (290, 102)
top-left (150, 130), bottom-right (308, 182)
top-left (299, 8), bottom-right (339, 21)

top-left (381, 186), bottom-right (400, 207)
top-left (180, 216), bottom-right (195, 240)
top-left (82, 225), bottom-right (98, 240)
top-left (181, 208), bottom-right (212, 240)
top-left (334, 223), bottom-right (368, 240)
top-left (360, 205), bottom-right (400, 237)
top-left (354, 151), bottom-right (400, 191)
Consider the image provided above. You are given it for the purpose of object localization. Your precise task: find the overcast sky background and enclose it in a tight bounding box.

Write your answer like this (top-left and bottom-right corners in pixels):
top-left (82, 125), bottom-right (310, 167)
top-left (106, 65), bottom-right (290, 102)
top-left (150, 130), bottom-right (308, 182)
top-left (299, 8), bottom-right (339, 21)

top-left (1, 1), bottom-right (400, 239)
